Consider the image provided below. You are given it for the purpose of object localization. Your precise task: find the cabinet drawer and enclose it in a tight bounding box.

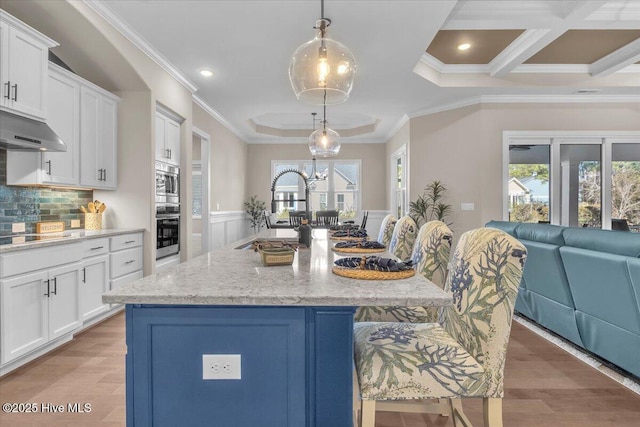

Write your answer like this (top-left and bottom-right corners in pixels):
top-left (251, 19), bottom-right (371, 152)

top-left (110, 247), bottom-right (143, 279)
top-left (111, 270), bottom-right (143, 291)
top-left (110, 233), bottom-right (142, 252)
top-left (82, 238), bottom-right (109, 257)
top-left (1, 243), bottom-right (82, 278)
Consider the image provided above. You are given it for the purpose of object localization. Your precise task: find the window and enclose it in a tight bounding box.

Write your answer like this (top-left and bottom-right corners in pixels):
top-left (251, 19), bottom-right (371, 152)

top-left (504, 132), bottom-right (640, 231)
top-left (391, 146), bottom-right (407, 218)
top-left (272, 160), bottom-right (361, 219)
top-left (192, 161), bottom-right (202, 218)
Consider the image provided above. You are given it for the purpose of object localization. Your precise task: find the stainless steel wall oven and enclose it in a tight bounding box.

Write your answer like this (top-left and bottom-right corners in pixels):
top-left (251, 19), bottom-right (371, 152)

top-left (156, 204), bottom-right (180, 259)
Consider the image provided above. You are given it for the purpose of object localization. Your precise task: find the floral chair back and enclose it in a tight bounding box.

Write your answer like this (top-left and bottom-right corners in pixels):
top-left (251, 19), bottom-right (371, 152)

top-left (411, 221), bottom-right (452, 289)
top-left (355, 220), bottom-right (452, 323)
top-left (389, 216), bottom-right (417, 261)
top-left (377, 214), bottom-right (397, 247)
top-left (439, 227), bottom-right (527, 396)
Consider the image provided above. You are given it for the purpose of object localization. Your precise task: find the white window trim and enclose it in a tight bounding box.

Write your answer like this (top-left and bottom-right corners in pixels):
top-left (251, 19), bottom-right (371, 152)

top-left (390, 144), bottom-right (408, 218)
top-left (503, 131), bottom-right (640, 229)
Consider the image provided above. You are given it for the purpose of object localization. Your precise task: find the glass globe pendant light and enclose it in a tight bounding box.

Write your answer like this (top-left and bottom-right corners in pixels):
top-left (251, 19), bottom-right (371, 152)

top-left (309, 99), bottom-right (340, 157)
top-left (289, 0), bottom-right (357, 105)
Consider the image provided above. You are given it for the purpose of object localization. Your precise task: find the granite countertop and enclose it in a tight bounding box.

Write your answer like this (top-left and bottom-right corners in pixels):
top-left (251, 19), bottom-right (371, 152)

top-left (103, 229), bottom-right (452, 308)
top-left (0, 228), bottom-right (146, 253)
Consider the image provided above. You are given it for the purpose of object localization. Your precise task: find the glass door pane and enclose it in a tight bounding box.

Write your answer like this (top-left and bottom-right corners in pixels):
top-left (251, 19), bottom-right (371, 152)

top-left (559, 144), bottom-right (602, 228)
top-left (508, 145), bottom-right (550, 223)
top-left (612, 143), bottom-right (640, 232)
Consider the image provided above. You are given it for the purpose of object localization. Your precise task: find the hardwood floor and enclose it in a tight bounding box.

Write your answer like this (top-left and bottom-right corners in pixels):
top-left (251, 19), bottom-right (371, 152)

top-left (1, 313), bottom-right (639, 426)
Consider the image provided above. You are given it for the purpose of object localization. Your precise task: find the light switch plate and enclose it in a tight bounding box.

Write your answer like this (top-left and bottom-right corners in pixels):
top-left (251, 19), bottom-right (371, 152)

top-left (71, 219), bottom-right (81, 228)
top-left (11, 222), bottom-right (25, 233)
top-left (461, 203), bottom-right (475, 211)
top-left (202, 354), bottom-right (241, 380)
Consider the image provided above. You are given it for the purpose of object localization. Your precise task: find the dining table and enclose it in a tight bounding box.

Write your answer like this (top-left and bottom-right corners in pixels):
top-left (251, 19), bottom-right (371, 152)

top-left (103, 228), bottom-right (451, 427)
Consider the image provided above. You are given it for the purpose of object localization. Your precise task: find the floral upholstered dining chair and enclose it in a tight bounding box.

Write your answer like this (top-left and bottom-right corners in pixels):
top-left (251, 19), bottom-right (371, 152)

top-left (388, 215), bottom-right (417, 261)
top-left (355, 220), bottom-right (452, 323)
top-left (376, 214), bottom-right (396, 248)
top-left (353, 227), bottom-right (528, 427)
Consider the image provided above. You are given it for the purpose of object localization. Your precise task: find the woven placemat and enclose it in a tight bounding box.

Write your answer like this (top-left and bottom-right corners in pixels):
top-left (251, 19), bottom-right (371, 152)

top-left (331, 246), bottom-right (386, 254)
top-left (329, 235), bottom-right (370, 241)
top-left (332, 266), bottom-right (415, 280)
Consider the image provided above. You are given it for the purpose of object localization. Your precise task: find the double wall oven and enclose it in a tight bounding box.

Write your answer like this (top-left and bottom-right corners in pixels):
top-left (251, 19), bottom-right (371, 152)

top-left (156, 162), bottom-right (180, 259)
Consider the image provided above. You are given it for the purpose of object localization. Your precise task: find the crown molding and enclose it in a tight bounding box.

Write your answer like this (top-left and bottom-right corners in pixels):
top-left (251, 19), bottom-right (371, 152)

top-left (586, 1), bottom-right (640, 21)
top-left (409, 94), bottom-right (640, 119)
top-left (82, 0), bottom-right (198, 93)
top-left (511, 64), bottom-right (591, 74)
top-left (384, 114), bottom-right (410, 143)
top-left (0, 9), bottom-right (58, 48)
top-left (192, 95), bottom-right (246, 142)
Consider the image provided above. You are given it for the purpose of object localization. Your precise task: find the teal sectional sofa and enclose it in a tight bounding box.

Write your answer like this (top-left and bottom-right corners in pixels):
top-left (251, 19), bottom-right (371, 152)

top-left (487, 221), bottom-right (640, 379)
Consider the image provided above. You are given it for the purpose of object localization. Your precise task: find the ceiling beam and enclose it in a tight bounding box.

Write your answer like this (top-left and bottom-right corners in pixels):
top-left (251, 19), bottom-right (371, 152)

top-left (488, 0), bottom-right (608, 77)
top-left (590, 38), bottom-right (640, 78)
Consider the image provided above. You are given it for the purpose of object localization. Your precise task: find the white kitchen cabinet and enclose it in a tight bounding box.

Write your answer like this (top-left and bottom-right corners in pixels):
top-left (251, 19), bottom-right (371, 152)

top-left (0, 11), bottom-right (57, 121)
top-left (81, 254), bottom-right (110, 322)
top-left (41, 66), bottom-right (80, 185)
top-left (0, 244), bottom-right (82, 365)
top-left (155, 108), bottom-right (181, 166)
top-left (110, 232), bottom-right (144, 290)
top-left (80, 86), bottom-right (118, 189)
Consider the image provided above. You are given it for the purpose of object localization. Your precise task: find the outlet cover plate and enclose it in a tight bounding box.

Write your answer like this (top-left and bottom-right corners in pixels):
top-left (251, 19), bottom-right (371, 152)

top-left (461, 203), bottom-right (475, 211)
top-left (71, 219), bottom-right (81, 228)
top-left (11, 222), bottom-right (25, 233)
top-left (202, 354), bottom-right (241, 380)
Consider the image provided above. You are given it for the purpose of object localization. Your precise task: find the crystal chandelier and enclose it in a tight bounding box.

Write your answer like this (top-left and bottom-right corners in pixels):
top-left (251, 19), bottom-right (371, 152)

top-left (289, 0), bottom-right (357, 105)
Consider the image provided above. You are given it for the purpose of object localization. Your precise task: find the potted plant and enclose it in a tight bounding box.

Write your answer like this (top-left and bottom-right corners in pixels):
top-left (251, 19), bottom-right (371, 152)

top-left (409, 180), bottom-right (452, 227)
top-left (244, 195), bottom-right (266, 234)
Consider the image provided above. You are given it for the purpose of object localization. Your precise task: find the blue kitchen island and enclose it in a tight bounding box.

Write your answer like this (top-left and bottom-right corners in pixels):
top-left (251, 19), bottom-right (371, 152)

top-left (103, 229), bottom-right (451, 427)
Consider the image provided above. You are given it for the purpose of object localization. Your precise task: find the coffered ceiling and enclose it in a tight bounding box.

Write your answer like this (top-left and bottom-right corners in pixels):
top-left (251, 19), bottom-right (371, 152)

top-left (89, 0), bottom-right (638, 144)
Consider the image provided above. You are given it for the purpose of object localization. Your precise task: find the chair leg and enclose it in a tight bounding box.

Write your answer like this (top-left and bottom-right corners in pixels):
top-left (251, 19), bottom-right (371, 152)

top-left (449, 398), bottom-right (472, 427)
top-left (361, 400), bottom-right (376, 427)
top-left (483, 398), bottom-right (503, 427)
top-left (352, 367), bottom-right (359, 427)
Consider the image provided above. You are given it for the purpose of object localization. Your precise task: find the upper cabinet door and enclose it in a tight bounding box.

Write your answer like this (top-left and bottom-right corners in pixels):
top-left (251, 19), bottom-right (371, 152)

top-left (0, 10), bottom-right (57, 121)
top-left (99, 96), bottom-right (117, 189)
top-left (155, 110), bottom-right (181, 166)
top-left (80, 86), bottom-right (101, 188)
top-left (165, 117), bottom-right (181, 166)
top-left (42, 69), bottom-right (80, 186)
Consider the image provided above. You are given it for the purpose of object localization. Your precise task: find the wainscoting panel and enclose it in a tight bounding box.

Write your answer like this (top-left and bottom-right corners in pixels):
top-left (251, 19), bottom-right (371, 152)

top-left (209, 211), bottom-right (250, 250)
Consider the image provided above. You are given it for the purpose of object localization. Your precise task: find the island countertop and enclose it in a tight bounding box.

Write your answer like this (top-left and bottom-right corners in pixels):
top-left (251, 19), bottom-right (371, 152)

top-left (103, 228), bottom-right (451, 307)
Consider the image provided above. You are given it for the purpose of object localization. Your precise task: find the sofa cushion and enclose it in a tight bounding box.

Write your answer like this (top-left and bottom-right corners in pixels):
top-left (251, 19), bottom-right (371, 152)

top-left (560, 247), bottom-right (640, 335)
top-left (563, 228), bottom-right (640, 258)
top-left (521, 241), bottom-right (574, 307)
top-left (515, 223), bottom-right (566, 246)
top-left (485, 221), bottom-right (519, 237)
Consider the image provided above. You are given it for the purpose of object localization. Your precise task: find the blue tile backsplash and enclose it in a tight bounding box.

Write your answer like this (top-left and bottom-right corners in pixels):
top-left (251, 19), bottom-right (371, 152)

top-left (0, 150), bottom-right (94, 234)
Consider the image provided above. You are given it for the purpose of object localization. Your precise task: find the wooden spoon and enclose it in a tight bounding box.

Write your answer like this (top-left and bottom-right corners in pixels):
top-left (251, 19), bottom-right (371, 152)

top-left (88, 202), bottom-right (96, 213)
top-left (98, 203), bottom-right (106, 213)
top-left (80, 206), bottom-right (88, 214)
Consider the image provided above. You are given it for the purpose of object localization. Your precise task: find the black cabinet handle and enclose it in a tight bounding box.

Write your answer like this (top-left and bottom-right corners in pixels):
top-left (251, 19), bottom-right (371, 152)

top-left (82, 267), bottom-right (86, 283)
top-left (44, 279), bottom-right (50, 297)
top-left (4, 81), bottom-right (10, 99)
top-left (125, 260), bottom-right (136, 265)
top-left (124, 240), bottom-right (136, 244)
top-left (165, 149), bottom-right (170, 159)
top-left (91, 246), bottom-right (104, 250)
top-left (103, 169), bottom-right (107, 181)
top-left (169, 149), bottom-right (172, 159)
top-left (12, 83), bottom-right (17, 102)
top-left (52, 277), bottom-right (57, 295)
top-left (45, 160), bottom-right (52, 175)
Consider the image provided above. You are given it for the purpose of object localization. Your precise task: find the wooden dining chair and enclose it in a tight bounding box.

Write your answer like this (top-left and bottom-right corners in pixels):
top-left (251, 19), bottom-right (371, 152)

top-left (355, 220), bottom-right (453, 323)
top-left (316, 210), bottom-right (339, 227)
top-left (289, 210), bottom-right (307, 227)
top-left (388, 215), bottom-right (418, 261)
top-left (353, 227), bottom-right (528, 427)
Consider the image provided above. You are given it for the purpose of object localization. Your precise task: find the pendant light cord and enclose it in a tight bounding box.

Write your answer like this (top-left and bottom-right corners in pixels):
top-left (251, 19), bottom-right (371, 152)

top-left (321, 0), bottom-right (324, 19)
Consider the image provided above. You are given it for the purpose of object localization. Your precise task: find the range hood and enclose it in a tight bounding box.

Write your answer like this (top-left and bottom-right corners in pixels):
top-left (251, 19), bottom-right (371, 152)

top-left (0, 110), bottom-right (66, 152)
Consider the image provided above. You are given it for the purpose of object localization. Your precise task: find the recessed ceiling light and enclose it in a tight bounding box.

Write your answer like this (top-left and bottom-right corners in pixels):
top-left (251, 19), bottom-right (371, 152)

top-left (457, 43), bottom-right (471, 51)
top-left (199, 69), bottom-right (214, 77)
